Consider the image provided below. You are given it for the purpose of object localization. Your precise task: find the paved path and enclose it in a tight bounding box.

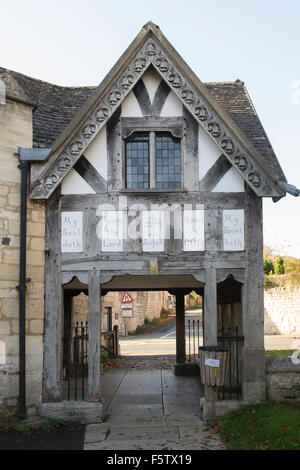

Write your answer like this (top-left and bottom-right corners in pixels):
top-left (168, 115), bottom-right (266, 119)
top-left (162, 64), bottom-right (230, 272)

top-left (84, 359), bottom-right (225, 450)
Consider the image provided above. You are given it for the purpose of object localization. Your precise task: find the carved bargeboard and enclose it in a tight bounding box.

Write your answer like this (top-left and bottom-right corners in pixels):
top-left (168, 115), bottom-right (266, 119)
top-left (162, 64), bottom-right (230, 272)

top-left (30, 37), bottom-right (275, 199)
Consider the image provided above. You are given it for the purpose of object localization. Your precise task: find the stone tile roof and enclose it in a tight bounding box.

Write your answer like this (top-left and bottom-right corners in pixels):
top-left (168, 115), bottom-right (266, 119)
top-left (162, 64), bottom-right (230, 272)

top-left (0, 67), bottom-right (286, 180)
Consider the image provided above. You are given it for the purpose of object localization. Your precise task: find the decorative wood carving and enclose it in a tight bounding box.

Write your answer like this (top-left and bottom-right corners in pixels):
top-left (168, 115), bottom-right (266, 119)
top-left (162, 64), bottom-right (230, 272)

top-left (30, 37), bottom-right (272, 199)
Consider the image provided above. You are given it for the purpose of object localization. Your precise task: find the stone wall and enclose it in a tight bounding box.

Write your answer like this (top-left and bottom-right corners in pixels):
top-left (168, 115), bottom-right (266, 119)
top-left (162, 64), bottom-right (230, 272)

top-left (266, 355), bottom-right (300, 402)
top-left (0, 98), bottom-right (45, 416)
top-left (264, 287), bottom-right (300, 335)
top-left (73, 291), bottom-right (168, 336)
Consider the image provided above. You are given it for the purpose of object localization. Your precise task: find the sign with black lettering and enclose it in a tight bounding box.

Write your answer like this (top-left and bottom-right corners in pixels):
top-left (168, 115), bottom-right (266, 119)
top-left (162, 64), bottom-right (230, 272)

top-left (223, 210), bottom-right (244, 251)
top-left (61, 212), bottom-right (83, 252)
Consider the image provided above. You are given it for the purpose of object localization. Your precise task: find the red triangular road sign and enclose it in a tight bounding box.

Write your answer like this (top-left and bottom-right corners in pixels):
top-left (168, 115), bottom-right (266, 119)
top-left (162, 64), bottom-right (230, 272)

top-left (121, 292), bottom-right (133, 303)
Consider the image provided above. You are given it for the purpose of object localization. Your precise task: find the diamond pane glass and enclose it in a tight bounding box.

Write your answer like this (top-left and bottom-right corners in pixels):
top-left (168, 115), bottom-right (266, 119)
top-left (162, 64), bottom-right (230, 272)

top-left (156, 133), bottom-right (181, 189)
top-left (126, 134), bottom-right (149, 189)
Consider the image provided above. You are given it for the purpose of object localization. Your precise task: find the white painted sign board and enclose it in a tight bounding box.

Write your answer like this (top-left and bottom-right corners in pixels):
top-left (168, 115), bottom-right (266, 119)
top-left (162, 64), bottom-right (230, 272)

top-left (61, 212), bottom-right (83, 252)
top-left (223, 210), bottom-right (244, 251)
top-left (101, 211), bottom-right (123, 252)
top-left (205, 358), bottom-right (220, 368)
top-left (183, 209), bottom-right (205, 251)
top-left (121, 309), bottom-right (133, 318)
top-left (142, 211), bottom-right (164, 252)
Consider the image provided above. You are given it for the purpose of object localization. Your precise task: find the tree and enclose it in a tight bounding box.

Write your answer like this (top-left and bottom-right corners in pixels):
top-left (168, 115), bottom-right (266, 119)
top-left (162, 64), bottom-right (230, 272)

top-left (274, 256), bottom-right (285, 275)
top-left (264, 258), bottom-right (274, 275)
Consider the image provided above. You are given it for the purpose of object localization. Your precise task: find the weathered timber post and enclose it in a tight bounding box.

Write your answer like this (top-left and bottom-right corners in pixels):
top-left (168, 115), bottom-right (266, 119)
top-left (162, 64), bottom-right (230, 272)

top-left (88, 270), bottom-right (101, 401)
top-left (203, 265), bottom-right (218, 401)
top-left (242, 187), bottom-right (266, 402)
top-left (43, 192), bottom-right (63, 403)
top-left (176, 290), bottom-right (185, 364)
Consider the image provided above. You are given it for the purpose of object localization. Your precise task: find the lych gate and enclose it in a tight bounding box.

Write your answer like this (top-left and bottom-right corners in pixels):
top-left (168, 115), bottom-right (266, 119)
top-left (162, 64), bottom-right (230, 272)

top-left (27, 22), bottom-right (291, 421)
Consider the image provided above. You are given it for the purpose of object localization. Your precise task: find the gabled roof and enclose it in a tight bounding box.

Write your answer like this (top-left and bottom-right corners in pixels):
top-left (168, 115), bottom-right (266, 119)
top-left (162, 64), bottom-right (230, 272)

top-left (0, 22), bottom-right (287, 198)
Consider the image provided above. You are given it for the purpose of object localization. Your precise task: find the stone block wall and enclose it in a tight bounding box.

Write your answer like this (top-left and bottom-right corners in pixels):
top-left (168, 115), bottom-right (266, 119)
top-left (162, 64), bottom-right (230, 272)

top-left (0, 99), bottom-right (45, 416)
top-left (264, 287), bottom-right (300, 335)
top-left (73, 290), bottom-right (168, 336)
top-left (266, 355), bottom-right (300, 402)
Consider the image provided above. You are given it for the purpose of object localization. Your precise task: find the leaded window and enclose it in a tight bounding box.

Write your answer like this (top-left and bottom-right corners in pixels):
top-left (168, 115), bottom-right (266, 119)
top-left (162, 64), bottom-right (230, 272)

top-left (156, 133), bottom-right (181, 189)
top-left (125, 134), bottom-right (149, 189)
top-left (125, 131), bottom-right (181, 189)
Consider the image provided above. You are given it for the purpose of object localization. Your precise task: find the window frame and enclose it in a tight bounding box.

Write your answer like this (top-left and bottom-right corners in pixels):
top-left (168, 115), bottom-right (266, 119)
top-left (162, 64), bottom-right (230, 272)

top-left (121, 117), bottom-right (183, 191)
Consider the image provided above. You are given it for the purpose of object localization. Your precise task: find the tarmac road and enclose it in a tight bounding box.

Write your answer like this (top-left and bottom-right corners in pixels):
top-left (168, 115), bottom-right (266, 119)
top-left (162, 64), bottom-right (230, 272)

top-left (120, 309), bottom-right (202, 356)
top-left (120, 308), bottom-right (300, 357)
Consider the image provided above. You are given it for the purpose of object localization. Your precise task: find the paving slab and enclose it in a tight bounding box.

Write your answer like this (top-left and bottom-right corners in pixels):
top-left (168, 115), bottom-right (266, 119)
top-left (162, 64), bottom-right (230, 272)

top-left (110, 393), bottom-right (162, 405)
top-left (106, 426), bottom-right (179, 441)
top-left (84, 359), bottom-right (224, 450)
top-left (85, 423), bottom-right (111, 443)
top-left (166, 414), bottom-right (202, 427)
top-left (84, 436), bottom-right (225, 450)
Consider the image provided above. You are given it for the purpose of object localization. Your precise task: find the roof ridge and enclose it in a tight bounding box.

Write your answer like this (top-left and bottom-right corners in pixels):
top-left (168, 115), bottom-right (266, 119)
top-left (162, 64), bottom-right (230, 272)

top-left (0, 65), bottom-right (245, 90)
top-left (0, 66), bottom-right (96, 90)
top-left (205, 79), bottom-right (244, 86)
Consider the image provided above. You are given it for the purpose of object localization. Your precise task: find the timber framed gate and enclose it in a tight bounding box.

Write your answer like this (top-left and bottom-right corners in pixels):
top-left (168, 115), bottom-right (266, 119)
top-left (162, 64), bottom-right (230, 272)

top-left (63, 320), bottom-right (119, 401)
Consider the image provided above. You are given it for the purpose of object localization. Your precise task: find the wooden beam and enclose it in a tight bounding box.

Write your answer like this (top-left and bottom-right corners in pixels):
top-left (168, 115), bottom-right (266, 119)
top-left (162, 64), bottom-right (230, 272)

top-left (43, 191), bottom-right (63, 402)
top-left (199, 154), bottom-right (231, 191)
top-left (203, 265), bottom-right (218, 401)
top-left (133, 79), bottom-right (151, 116)
top-left (204, 265), bottom-right (217, 346)
top-left (74, 155), bottom-right (107, 193)
top-left (151, 79), bottom-right (170, 116)
top-left (88, 270), bottom-right (101, 401)
top-left (176, 290), bottom-right (185, 363)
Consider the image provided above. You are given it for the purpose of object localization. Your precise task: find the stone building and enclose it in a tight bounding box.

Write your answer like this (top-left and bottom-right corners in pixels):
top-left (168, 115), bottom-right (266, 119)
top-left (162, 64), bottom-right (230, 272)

top-left (0, 22), bottom-right (298, 420)
top-left (73, 290), bottom-right (168, 336)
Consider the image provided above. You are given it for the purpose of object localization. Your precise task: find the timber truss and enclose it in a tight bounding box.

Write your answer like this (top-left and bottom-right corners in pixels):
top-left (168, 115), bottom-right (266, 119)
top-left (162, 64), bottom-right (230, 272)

top-left (30, 23), bottom-right (284, 199)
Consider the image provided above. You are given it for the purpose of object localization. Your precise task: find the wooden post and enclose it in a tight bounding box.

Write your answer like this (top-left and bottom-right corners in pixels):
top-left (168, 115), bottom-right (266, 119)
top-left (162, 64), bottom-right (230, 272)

top-left (113, 325), bottom-right (119, 358)
top-left (242, 187), bottom-right (266, 402)
top-left (43, 192), bottom-right (63, 402)
top-left (204, 265), bottom-right (218, 401)
top-left (88, 270), bottom-right (101, 401)
top-left (176, 290), bottom-right (185, 364)
top-left (63, 292), bottom-right (73, 376)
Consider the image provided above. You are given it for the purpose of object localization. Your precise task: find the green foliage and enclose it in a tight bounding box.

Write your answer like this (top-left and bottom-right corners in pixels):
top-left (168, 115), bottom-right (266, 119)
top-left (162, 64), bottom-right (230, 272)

top-left (264, 273), bottom-right (300, 289)
top-left (274, 256), bottom-right (285, 275)
top-left (19, 423), bottom-right (40, 434)
top-left (41, 418), bottom-right (65, 431)
top-left (264, 276), bottom-right (278, 289)
top-left (211, 402), bottom-right (300, 450)
top-left (283, 256), bottom-right (300, 274)
top-left (265, 350), bottom-right (295, 356)
top-left (264, 258), bottom-right (274, 275)
top-left (131, 317), bottom-right (161, 335)
top-left (19, 418), bottom-right (65, 434)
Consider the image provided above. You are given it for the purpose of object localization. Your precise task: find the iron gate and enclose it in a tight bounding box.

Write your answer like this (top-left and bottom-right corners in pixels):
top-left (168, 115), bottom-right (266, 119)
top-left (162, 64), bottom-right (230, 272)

top-left (217, 326), bottom-right (244, 400)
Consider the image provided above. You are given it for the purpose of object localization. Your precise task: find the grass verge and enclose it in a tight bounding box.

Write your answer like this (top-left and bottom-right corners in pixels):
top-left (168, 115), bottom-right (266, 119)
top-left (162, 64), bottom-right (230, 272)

top-left (265, 350), bottom-right (295, 356)
top-left (211, 401), bottom-right (300, 450)
top-left (129, 315), bottom-right (172, 336)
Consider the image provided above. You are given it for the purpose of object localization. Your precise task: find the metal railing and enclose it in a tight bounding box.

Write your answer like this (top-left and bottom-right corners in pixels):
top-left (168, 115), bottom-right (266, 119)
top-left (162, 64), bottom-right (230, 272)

top-left (65, 321), bottom-right (88, 401)
top-left (186, 319), bottom-right (201, 362)
top-left (64, 322), bottom-right (119, 401)
top-left (217, 326), bottom-right (244, 400)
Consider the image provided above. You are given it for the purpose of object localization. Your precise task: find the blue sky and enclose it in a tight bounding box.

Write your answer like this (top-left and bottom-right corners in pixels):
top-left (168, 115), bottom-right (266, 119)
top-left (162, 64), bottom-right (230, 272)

top-left (1, 0), bottom-right (300, 257)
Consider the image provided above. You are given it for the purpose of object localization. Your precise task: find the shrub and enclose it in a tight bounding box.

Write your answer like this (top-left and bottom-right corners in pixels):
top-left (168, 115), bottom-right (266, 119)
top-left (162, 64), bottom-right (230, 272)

top-left (264, 258), bottom-right (274, 275)
top-left (274, 256), bottom-right (285, 275)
